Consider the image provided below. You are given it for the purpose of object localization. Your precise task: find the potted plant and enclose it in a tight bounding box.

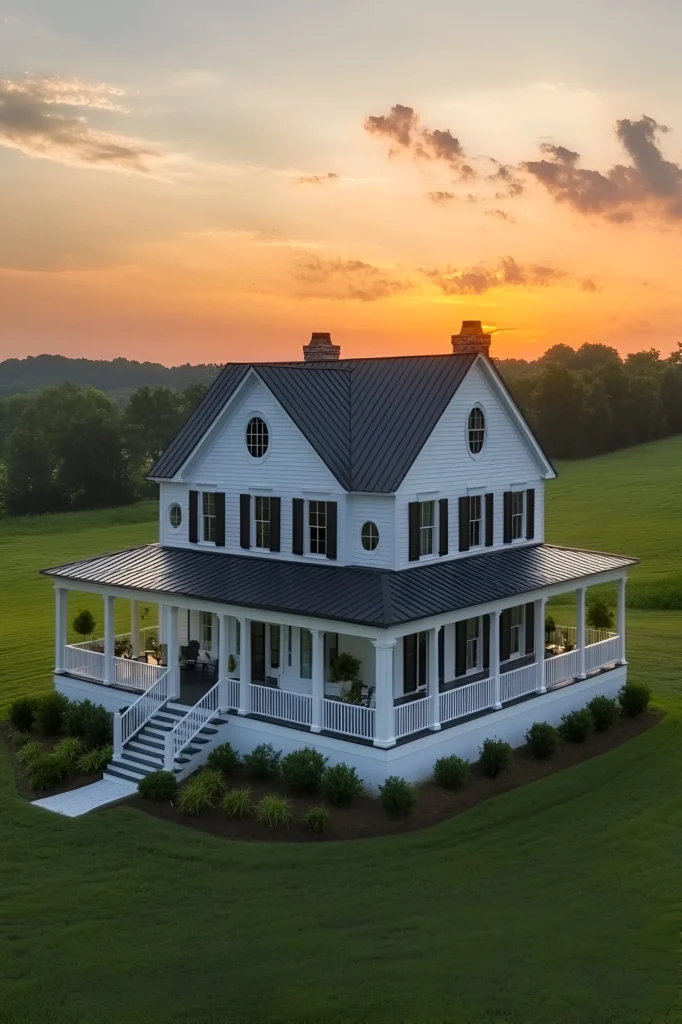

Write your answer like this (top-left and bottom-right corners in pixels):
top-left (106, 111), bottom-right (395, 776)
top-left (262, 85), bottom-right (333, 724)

top-left (227, 654), bottom-right (237, 676)
top-left (329, 652), bottom-right (363, 704)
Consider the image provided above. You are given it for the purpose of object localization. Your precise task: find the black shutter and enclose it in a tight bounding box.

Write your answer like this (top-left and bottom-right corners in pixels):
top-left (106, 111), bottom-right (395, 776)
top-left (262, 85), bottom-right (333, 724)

top-left (292, 498), bottom-right (304, 555)
top-left (483, 615), bottom-right (490, 669)
top-left (500, 609), bottom-right (511, 661)
top-left (326, 501), bottom-right (337, 560)
top-left (485, 493), bottom-right (494, 547)
top-left (525, 602), bottom-right (535, 654)
top-left (188, 490), bottom-right (198, 543)
top-left (455, 621), bottom-right (467, 677)
top-left (438, 499), bottom-right (449, 556)
top-left (408, 502), bottom-right (420, 561)
top-left (503, 492), bottom-right (512, 544)
top-left (458, 496), bottom-right (470, 552)
top-left (214, 492), bottom-right (225, 547)
top-left (239, 494), bottom-right (251, 549)
top-left (526, 489), bottom-right (535, 540)
top-left (270, 497), bottom-right (281, 552)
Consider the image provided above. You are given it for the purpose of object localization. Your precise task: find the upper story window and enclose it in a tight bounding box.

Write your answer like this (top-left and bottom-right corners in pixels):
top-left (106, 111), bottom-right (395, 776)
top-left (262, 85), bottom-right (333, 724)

top-left (468, 407), bottom-right (485, 454)
top-left (309, 500), bottom-right (327, 555)
top-left (361, 521), bottom-right (379, 551)
top-left (469, 495), bottom-right (482, 548)
top-left (254, 496), bottom-right (271, 549)
top-left (511, 491), bottom-right (524, 540)
top-left (202, 492), bottom-right (216, 542)
top-left (419, 500), bottom-right (435, 556)
top-left (168, 504), bottom-right (182, 529)
top-left (246, 417), bottom-right (269, 458)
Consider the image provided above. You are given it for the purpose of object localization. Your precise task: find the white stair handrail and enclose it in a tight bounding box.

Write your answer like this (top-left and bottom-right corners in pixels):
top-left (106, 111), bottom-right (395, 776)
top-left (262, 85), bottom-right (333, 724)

top-left (114, 669), bottom-right (170, 755)
top-left (164, 680), bottom-right (221, 771)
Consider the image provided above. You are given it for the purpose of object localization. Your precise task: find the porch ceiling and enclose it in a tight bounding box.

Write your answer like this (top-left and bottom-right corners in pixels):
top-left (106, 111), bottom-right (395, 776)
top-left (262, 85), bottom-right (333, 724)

top-left (41, 543), bottom-right (637, 629)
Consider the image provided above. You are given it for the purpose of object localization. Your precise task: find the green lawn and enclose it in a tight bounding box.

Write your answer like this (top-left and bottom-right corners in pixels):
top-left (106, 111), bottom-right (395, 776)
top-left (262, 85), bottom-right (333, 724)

top-left (0, 446), bottom-right (681, 1023)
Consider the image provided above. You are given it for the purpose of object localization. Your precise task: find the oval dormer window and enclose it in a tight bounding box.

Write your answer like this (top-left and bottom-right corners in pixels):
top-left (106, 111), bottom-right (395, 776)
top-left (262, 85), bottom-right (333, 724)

top-left (168, 504), bottom-right (182, 529)
top-left (361, 521), bottom-right (379, 551)
top-left (246, 416), bottom-right (269, 458)
top-left (467, 407), bottom-right (485, 454)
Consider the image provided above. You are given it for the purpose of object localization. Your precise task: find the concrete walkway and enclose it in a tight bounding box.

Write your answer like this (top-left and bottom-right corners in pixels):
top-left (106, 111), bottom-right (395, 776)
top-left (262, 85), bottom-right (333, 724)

top-left (32, 778), bottom-right (137, 818)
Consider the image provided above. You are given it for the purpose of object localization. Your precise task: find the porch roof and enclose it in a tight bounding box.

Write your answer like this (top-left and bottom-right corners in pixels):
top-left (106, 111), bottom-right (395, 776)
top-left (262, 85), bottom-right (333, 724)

top-left (41, 543), bottom-right (637, 630)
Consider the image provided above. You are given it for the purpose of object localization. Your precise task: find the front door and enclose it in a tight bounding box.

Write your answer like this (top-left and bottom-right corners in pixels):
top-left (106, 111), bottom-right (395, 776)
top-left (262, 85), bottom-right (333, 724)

top-left (251, 621), bottom-right (266, 682)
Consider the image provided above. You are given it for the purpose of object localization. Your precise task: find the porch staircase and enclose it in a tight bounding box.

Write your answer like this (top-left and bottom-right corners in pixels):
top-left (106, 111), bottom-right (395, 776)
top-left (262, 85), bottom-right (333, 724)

top-left (105, 702), bottom-right (229, 785)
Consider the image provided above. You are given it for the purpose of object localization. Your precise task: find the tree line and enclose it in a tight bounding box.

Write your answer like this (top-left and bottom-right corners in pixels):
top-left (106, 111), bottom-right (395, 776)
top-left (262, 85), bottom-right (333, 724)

top-left (1, 341), bottom-right (681, 516)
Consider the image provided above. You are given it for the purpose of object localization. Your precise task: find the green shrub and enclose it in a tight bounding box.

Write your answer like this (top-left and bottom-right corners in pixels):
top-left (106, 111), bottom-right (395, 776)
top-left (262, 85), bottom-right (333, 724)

top-left (8, 697), bottom-right (36, 733)
top-left (35, 692), bottom-right (69, 735)
top-left (526, 722), bottom-right (560, 760)
top-left (52, 737), bottom-right (82, 774)
top-left (379, 775), bottom-right (417, 817)
top-left (62, 700), bottom-right (112, 749)
top-left (587, 596), bottom-right (614, 630)
top-left (18, 741), bottom-right (45, 767)
top-left (560, 709), bottom-right (593, 743)
top-left (321, 762), bottom-right (364, 806)
top-left (618, 681), bottom-right (651, 718)
top-left (77, 745), bottom-right (113, 774)
top-left (243, 743), bottom-right (282, 781)
top-left (196, 767), bottom-right (226, 798)
top-left (178, 776), bottom-right (216, 815)
top-left (256, 794), bottom-right (293, 828)
top-left (588, 695), bottom-right (620, 732)
top-left (206, 743), bottom-right (240, 777)
top-left (281, 747), bottom-right (327, 795)
top-left (27, 753), bottom-right (64, 790)
top-left (433, 754), bottom-right (469, 790)
top-left (479, 738), bottom-right (513, 777)
top-left (72, 608), bottom-right (95, 637)
top-left (302, 805), bottom-right (330, 835)
top-left (138, 771), bottom-right (178, 802)
top-left (221, 787), bottom-right (253, 819)
top-left (8, 727), bottom-right (32, 748)
top-left (62, 699), bottom-right (92, 739)
top-left (544, 614), bottom-right (556, 638)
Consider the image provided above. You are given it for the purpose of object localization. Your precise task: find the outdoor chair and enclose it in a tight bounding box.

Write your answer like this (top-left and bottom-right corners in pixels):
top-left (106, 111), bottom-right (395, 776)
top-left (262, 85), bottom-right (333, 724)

top-left (181, 639), bottom-right (200, 668)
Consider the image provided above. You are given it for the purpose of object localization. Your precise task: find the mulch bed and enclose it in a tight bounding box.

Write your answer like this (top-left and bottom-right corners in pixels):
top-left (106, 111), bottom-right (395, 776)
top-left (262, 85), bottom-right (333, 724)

top-left (125, 709), bottom-right (662, 843)
top-left (1, 723), bottom-right (103, 801)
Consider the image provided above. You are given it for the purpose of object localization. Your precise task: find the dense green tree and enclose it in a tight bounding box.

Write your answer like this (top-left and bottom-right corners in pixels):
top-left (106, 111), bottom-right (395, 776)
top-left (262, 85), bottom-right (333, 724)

top-left (531, 364), bottom-right (588, 458)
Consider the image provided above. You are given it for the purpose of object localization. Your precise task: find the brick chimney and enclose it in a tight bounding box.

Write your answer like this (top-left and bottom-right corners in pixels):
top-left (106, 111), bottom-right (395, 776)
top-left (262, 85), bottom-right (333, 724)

top-left (303, 332), bottom-right (340, 362)
top-left (451, 320), bottom-right (491, 356)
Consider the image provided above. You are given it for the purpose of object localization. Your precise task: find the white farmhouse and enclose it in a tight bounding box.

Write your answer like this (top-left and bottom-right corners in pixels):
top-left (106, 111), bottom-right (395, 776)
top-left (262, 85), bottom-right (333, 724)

top-left (42, 323), bottom-right (636, 788)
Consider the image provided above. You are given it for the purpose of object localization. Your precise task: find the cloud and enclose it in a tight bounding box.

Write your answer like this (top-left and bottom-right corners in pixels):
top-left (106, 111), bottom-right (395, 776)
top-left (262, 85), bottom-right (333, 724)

top-left (294, 255), bottom-right (411, 301)
top-left (486, 208), bottom-right (515, 222)
top-left (524, 115), bottom-right (682, 220)
top-left (423, 256), bottom-right (564, 295)
top-left (581, 278), bottom-right (598, 292)
top-left (488, 160), bottom-right (524, 197)
top-left (427, 190), bottom-right (457, 205)
top-left (297, 171), bottom-right (339, 185)
top-left (364, 103), bottom-right (468, 169)
top-left (0, 75), bottom-right (163, 174)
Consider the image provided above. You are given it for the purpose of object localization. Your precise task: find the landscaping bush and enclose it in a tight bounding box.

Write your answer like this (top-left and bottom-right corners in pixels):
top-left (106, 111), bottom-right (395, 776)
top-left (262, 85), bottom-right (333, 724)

top-left (321, 762), bottom-right (363, 806)
top-left (588, 695), bottom-right (620, 732)
top-left (197, 767), bottom-right (226, 799)
top-left (8, 727), bottom-right (32, 748)
top-left (206, 743), bottom-right (240, 777)
top-left (62, 699), bottom-right (113, 749)
top-left (618, 681), bottom-right (651, 718)
top-left (52, 737), bottom-right (82, 774)
top-left (526, 722), bottom-right (560, 760)
top-left (73, 608), bottom-right (96, 638)
top-left (379, 775), bottom-right (417, 817)
top-left (27, 753), bottom-right (64, 790)
top-left (77, 745), bottom-right (113, 774)
top-left (8, 697), bottom-right (36, 733)
top-left (62, 699), bottom-right (92, 739)
top-left (560, 709), bottom-right (593, 743)
top-left (479, 738), bottom-right (513, 777)
top-left (433, 754), bottom-right (469, 790)
top-left (587, 596), bottom-right (614, 630)
top-left (281, 747), bottom-right (327, 795)
top-left (243, 743), bottom-right (282, 781)
top-left (138, 771), bottom-right (178, 802)
top-left (18, 741), bottom-right (45, 767)
top-left (221, 787), bottom-right (253, 819)
top-left (178, 775), bottom-right (216, 815)
top-left (255, 794), bottom-right (293, 828)
top-left (302, 806), bottom-right (330, 836)
top-left (35, 692), bottom-right (69, 735)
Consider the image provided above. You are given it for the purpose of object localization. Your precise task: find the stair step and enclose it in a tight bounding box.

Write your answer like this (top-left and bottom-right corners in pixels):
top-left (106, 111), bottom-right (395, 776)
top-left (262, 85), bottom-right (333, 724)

top-left (121, 750), bottom-right (163, 769)
top-left (106, 760), bottom-right (152, 782)
top-left (128, 739), bottom-right (164, 757)
top-left (135, 732), bottom-right (165, 750)
top-left (167, 702), bottom-right (194, 714)
top-left (145, 723), bottom-right (173, 736)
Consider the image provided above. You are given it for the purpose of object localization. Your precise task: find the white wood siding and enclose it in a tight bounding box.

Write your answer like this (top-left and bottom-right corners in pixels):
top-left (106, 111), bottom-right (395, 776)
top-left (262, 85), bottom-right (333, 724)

top-left (346, 493), bottom-right (395, 569)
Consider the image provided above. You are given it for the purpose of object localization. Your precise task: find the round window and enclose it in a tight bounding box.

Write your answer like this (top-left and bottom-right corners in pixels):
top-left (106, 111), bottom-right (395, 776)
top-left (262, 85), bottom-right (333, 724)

top-left (168, 504), bottom-right (182, 529)
top-left (361, 521), bottom-right (380, 551)
top-left (467, 407), bottom-right (485, 454)
top-left (246, 416), bottom-right (269, 458)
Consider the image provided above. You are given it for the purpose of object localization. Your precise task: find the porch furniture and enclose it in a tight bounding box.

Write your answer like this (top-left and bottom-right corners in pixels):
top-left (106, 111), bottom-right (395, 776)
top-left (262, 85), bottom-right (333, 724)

top-left (181, 640), bottom-right (200, 669)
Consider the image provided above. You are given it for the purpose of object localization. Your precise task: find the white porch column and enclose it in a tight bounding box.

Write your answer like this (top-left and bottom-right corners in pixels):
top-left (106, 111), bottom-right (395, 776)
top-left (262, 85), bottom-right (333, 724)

top-left (617, 576), bottom-right (627, 664)
top-left (55, 586), bottom-right (67, 673)
top-left (490, 609), bottom-right (501, 709)
top-left (104, 594), bottom-right (115, 685)
top-left (427, 627), bottom-right (440, 731)
top-left (535, 595), bottom-right (547, 693)
top-left (310, 628), bottom-right (324, 733)
top-left (576, 587), bottom-right (587, 679)
top-left (130, 599), bottom-right (140, 659)
top-left (158, 603), bottom-right (168, 644)
top-left (372, 639), bottom-right (396, 748)
top-left (218, 613), bottom-right (229, 710)
top-left (238, 616), bottom-right (251, 715)
top-left (166, 605), bottom-right (180, 700)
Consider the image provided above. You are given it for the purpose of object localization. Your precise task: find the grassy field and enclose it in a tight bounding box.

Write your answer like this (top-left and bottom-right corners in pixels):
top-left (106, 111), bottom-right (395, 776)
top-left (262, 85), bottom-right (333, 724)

top-left (0, 444), bottom-right (681, 1023)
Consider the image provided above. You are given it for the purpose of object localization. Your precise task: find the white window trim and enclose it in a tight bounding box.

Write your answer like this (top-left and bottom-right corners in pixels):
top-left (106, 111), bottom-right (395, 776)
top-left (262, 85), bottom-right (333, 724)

top-left (510, 490), bottom-right (525, 544)
top-left (418, 499), bottom-right (437, 560)
top-left (466, 403), bottom-right (487, 459)
top-left (507, 605), bottom-right (526, 661)
top-left (252, 494), bottom-right (272, 552)
top-left (245, 412), bottom-right (271, 462)
top-left (465, 615), bottom-right (483, 675)
top-left (201, 491), bottom-right (218, 545)
top-left (360, 521), bottom-right (381, 554)
top-left (200, 611), bottom-right (213, 651)
top-left (306, 499), bottom-right (328, 558)
top-left (468, 494), bottom-right (484, 550)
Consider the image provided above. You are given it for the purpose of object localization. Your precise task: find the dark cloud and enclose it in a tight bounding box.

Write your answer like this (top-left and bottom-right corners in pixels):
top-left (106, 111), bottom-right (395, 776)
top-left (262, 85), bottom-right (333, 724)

top-left (427, 190), bottom-right (457, 205)
top-left (364, 103), bottom-right (467, 169)
top-left (423, 257), bottom-right (563, 295)
top-left (488, 160), bottom-right (524, 197)
top-left (297, 172), bottom-right (339, 185)
top-left (581, 278), bottom-right (598, 292)
top-left (486, 208), bottom-right (514, 222)
top-left (0, 76), bottom-right (159, 173)
top-left (525, 115), bottom-right (682, 220)
top-left (294, 255), bottom-right (410, 302)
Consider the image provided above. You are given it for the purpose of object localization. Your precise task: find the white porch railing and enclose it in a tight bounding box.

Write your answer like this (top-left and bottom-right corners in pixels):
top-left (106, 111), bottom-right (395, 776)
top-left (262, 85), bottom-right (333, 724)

top-left (544, 648), bottom-right (580, 688)
top-left (71, 625), bottom-right (159, 654)
top-left (323, 699), bottom-right (375, 740)
top-left (500, 662), bottom-right (538, 703)
top-left (164, 680), bottom-right (221, 770)
top-left (115, 669), bottom-right (170, 753)
top-left (548, 625), bottom-right (617, 647)
top-left (114, 658), bottom-right (165, 692)
top-left (249, 684), bottom-right (313, 726)
top-left (64, 645), bottom-right (105, 682)
top-left (440, 676), bottom-right (496, 725)
top-left (393, 695), bottom-right (431, 739)
top-left (586, 635), bottom-right (620, 672)
top-left (219, 677), bottom-right (241, 711)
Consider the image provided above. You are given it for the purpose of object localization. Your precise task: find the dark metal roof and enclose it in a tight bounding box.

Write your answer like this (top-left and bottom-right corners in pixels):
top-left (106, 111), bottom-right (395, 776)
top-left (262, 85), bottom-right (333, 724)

top-left (150, 353), bottom-right (481, 491)
top-left (42, 544), bottom-right (636, 629)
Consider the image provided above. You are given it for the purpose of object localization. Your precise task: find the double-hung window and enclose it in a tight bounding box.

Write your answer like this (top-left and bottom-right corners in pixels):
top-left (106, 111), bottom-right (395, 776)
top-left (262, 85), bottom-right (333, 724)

top-left (419, 501), bottom-right (435, 556)
top-left (269, 625), bottom-right (280, 670)
top-left (469, 495), bottom-right (483, 548)
top-left (403, 631), bottom-right (428, 694)
top-left (309, 501), bottom-right (327, 555)
top-left (511, 491), bottom-right (524, 541)
top-left (201, 611), bottom-right (213, 650)
top-left (466, 617), bottom-right (480, 671)
top-left (254, 496), bottom-right (271, 549)
top-left (300, 628), bottom-right (313, 679)
top-left (510, 606), bottom-right (524, 656)
top-left (202, 493), bottom-right (216, 542)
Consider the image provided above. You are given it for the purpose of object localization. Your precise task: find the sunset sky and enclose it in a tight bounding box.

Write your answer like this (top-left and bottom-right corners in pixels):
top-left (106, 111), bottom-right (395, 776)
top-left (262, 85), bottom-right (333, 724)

top-left (2, 0), bottom-right (682, 364)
